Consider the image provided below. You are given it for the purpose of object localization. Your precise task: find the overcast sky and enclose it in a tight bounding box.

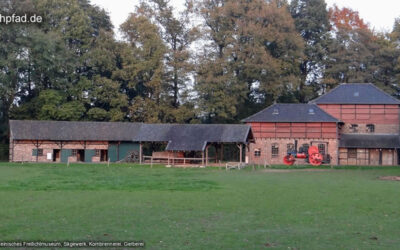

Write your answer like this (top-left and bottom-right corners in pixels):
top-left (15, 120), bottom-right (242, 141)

top-left (90, 0), bottom-right (400, 38)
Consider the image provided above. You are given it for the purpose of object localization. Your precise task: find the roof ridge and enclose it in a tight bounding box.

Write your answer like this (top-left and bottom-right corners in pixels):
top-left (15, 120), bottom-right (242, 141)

top-left (310, 83), bottom-right (400, 104)
top-left (368, 83), bottom-right (400, 103)
top-left (242, 103), bottom-right (340, 123)
top-left (241, 103), bottom-right (277, 122)
top-left (309, 83), bottom-right (343, 103)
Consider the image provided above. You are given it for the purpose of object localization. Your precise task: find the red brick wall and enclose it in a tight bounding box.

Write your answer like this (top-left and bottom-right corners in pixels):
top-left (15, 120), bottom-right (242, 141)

top-left (248, 138), bottom-right (338, 165)
top-left (249, 122), bottom-right (338, 139)
top-left (11, 140), bottom-right (108, 162)
top-left (318, 104), bottom-right (400, 134)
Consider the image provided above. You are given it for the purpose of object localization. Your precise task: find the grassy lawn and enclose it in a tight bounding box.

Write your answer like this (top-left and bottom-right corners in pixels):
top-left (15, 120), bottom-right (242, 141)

top-left (0, 163), bottom-right (400, 249)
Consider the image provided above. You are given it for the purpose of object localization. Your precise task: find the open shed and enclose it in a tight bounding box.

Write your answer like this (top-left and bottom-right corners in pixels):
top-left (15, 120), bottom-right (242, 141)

top-left (134, 124), bottom-right (254, 166)
top-left (9, 120), bottom-right (253, 165)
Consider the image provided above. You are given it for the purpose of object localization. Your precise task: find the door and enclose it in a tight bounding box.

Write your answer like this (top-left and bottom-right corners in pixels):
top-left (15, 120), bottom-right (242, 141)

top-left (53, 149), bottom-right (60, 162)
top-left (77, 150), bottom-right (85, 162)
top-left (100, 150), bottom-right (108, 162)
top-left (382, 149), bottom-right (393, 165)
top-left (369, 149), bottom-right (380, 165)
top-left (397, 149), bottom-right (400, 165)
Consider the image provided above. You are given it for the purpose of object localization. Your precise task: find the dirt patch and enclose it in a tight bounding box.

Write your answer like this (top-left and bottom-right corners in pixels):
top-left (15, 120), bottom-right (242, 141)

top-left (261, 169), bottom-right (332, 173)
top-left (379, 176), bottom-right (400, 181)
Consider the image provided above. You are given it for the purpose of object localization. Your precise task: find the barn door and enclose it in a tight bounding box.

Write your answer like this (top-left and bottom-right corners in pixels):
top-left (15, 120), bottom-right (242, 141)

top-left (369, 149), bottom-right (380, 166)
top-left (382, 149), bottom-right (393, 165)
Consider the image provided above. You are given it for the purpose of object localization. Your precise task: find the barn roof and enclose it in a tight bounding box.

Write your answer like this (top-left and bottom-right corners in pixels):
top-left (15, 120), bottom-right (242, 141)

top-left (339, 134), bottom-right (400, 149)
top-left (9, 120), bottom-right (142, 141)
top-left (9, 120), bottom-right (252, 151)
top-left (310, 83), bottom-right (400, 104)
top-left (242, 103), bottom-right (339, 123)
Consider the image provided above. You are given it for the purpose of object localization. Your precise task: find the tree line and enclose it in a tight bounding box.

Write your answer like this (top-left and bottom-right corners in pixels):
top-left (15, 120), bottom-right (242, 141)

top-left (1, 0), bottom-right (400, 159)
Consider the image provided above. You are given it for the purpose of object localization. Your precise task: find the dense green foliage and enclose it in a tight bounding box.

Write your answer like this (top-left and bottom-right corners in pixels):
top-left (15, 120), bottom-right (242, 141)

top-left (1, 0), bottom-right (400, 158)
top-left (1, 163), bottom-right (400, 249)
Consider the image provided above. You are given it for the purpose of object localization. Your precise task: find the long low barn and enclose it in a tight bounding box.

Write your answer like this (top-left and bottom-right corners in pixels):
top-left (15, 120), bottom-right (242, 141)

top-left (9, 120), bottom-right (253, 164)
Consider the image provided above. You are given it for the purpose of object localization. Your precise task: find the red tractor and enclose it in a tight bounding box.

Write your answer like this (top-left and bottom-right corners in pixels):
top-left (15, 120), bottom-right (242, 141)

top-left (283, 140), bottom-right (325, 166)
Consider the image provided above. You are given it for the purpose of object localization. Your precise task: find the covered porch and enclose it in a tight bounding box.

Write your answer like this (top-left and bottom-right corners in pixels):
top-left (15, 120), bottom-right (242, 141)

top-left (135, 123), bottom-right (253, 167)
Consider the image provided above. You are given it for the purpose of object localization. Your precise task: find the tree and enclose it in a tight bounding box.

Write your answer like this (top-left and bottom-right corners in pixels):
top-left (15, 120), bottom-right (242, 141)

top-left (115, 14), bottom-right (166, 122)
top-left (322, 5), bottom-right (377, 92)
top-left (290, 0), bottom-right (331, 102)
top-left (8, 0), bottom-right (119, 121)
top-left (195, 0), bottom-right (304, 122)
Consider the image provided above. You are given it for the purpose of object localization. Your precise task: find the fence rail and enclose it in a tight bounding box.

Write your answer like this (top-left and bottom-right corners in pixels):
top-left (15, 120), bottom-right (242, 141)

top-left (143, 155), bottom-right (215, 167)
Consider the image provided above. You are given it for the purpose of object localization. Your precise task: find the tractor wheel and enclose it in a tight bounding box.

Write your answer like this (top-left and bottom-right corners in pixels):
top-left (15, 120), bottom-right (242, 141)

top-left (283, 155), bottom-right (295, 165)
top-left (309, 153), bottom-right (323, 166)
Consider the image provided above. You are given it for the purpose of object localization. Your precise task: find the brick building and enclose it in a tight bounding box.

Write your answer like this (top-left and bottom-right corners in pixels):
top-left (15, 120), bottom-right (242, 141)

top-left (244, 83), bottom-right (400, 166)
top-left (243, 104), bottom-right (340, 165)
top-left (9, 121), bottom-right (252, 164)
top-left (8, 83), bottom-right (400, 166)
top-left (312, 83), bottom-right (400, 165)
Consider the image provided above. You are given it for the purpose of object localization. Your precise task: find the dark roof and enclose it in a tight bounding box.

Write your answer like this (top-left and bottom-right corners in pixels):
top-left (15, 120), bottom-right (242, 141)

top-left (242, 103), bottom-right (339, 123)
top-left (311, 83), bottom-right (400, 104)
top-left (136, 123), bottom-right (252, 151)
top-left (9, 120), bottom-right (252, 151)
top-left (9, 120), bottom-right (142, 141)
top-left (165, 140), bottom-right (207, 151)
top-left (339, 134), bottom-right (400, 149)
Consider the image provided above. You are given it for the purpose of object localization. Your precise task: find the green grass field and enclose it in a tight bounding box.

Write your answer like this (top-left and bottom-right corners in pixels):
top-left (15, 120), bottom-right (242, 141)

top-left (1, 163), bottom-right (400, 249)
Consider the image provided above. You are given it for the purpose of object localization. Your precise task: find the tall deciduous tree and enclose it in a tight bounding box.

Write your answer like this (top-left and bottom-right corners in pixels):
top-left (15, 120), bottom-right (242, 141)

top-left (195, 0), bottom-right (304, 122)
top-left (290, 0), bottom-right (331, 102)
top-left (136, 0), bottom-right (199, 123)
top-left (322, 5), bottom-right (377, 92)
top-left (115, 14), bottom-right (165, 122)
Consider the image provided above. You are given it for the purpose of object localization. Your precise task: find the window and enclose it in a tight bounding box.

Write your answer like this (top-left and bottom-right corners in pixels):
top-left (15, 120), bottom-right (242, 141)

top-left (271, 144), bottom-right (279, 158)
top-left (350, 124), bottom-right (358, 133)
top-left (95, 149), bottom-right (100, 156)
top-left (348, 148), bottom-right (357, 158)
top-left (318, 144), bottom-right (326, 155)
top-left (287, 143), bottom-right (295, 153)
top-left (354, 91), bottom-right (359, 97)
top-left (32, 148), bottom-right (43, 156)
top-left (272, 108), bottom-right (279, 115)
top-left (72, 149), bottom-right (77, 156)
top-left (254, 149), bottom-right (261, 157)
top-left (308, 108), bottom-right (315, 115)
top-left (366, 124), bottom-right (375, 133)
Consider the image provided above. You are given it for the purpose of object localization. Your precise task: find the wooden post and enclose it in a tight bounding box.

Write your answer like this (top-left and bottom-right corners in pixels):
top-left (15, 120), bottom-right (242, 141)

top-left (201, 151), bottom-right (204, 166)
top-left (206, 145), bottom-right (209, 166)
top-left (214, 144), bottom-right (219, 163)
top-left (221, 144), bottom-right (224, 162)
top-left (35, 140), bottom-right (39, 162)
top-left (151, 157), bottom-right (153, 168)
top-left (139, 142), bottom-right (143, 164)
top-left (67, 158), bottom-right (70, 167)
top-left (107, 158), bottom-right (110, 167)
top-left (117, 141), bottom-right (120, 161)
top-left (239, 144), bottom-right (243, 165)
